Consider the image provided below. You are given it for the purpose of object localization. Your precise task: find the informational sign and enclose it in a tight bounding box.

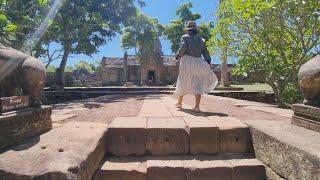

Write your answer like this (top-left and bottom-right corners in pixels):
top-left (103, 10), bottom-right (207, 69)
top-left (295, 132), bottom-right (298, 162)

top-left (0, 96), bottom-right (29, 114)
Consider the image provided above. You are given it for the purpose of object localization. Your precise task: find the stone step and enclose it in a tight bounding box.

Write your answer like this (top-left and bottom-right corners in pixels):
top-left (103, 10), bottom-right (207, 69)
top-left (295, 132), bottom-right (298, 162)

top-left (106, 116), bottom-right (251, 156)
top-left (94, 156), bottom-right (266, 180)
top-left (0, 122), bottom-right (108, 180)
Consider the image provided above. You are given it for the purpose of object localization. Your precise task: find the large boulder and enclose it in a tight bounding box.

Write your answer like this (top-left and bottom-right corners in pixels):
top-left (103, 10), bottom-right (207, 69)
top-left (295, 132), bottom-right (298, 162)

top-left (298, 55), bottom-right (320, 107)
top-left (0, 47), bottom-right (46, 107)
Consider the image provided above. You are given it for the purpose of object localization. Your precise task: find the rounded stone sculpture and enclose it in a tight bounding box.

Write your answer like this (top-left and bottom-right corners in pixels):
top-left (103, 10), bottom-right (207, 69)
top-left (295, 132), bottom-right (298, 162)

top-left (0, 47), bottom-right (46, 107)
top-left (298, 55), bottom-right (320, 106)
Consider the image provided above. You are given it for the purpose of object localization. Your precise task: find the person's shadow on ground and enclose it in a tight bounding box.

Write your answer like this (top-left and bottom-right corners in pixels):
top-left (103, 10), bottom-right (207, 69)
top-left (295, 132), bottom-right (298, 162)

top-left (178, 108), bottom-right (228, 117)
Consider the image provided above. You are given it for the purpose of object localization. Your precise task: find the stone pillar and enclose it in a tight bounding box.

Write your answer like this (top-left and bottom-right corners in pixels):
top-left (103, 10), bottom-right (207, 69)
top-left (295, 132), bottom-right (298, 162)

top-left (123, 51), bottom-right (128, 83)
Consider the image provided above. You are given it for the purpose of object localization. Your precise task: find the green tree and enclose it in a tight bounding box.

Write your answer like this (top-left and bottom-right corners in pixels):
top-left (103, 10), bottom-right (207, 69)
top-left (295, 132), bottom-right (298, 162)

top-left (75, 60), bottom-right (95, 74)
top-left (216, 0), bottom-right (320, 107)
top-left (208, 0), bottom-right (236, 87)
top-left (165, 2), bottom-right (212, 53)
top-left (43, 0), bottom-right (144, 89)
top-left (121, 11), bottom-right (164, 56)
top-left (65, 65), bottom-right (74, 73)
top-left (46, 64), bottom-right (56, 73)
top-left (0, 0), bottom-right (48, 49)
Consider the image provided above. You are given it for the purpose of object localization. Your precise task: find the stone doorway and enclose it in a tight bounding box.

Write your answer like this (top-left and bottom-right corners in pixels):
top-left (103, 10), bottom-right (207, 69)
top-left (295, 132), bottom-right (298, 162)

top-left (148, 71), bottom-right (156, 84)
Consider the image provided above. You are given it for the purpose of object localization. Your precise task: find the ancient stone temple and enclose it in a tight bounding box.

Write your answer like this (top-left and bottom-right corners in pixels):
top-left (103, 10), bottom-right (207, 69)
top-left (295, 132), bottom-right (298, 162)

top-left (101, 52), bottom-right (178, 86)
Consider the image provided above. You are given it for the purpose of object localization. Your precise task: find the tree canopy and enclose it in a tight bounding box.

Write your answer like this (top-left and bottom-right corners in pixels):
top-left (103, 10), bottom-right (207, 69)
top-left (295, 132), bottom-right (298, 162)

top-left (0, 0), bottom-right (48, 50)
top-left (210, 0), bottom-right (320, 107)
top-left (74, 60), bottom-right (101, 74)
top-left (121, 11), bottom-right (164, 56)
top-left (40, 0), bottom-right (143, 89)
top-left (165, 2), bottom-right (212, 53)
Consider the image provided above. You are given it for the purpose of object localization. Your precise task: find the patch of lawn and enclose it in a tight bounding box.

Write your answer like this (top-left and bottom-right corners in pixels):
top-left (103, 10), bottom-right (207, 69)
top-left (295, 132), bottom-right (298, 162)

top-left (230, 83), bottom-right (273, 92)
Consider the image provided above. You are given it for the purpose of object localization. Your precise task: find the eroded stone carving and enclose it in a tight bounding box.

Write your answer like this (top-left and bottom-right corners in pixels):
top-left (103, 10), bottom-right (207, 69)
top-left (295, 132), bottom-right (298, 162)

top-left (0, 47), bottom-right (46, 107)
top-left (298, 55), bottom-right (320, 107)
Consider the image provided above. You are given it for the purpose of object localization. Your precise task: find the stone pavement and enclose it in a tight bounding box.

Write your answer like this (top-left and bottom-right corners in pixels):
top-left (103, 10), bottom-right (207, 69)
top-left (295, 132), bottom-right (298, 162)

top-left (2, 94), bottom-right (318, 180)
top-left (47, 95), bottom-right (320, 179)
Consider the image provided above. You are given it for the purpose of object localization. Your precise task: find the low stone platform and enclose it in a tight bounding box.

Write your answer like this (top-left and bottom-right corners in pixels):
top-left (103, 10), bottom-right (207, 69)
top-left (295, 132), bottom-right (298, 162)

top-left (292, 104), bottom-right (320, 132)
top-left (0, 106), bottom-right (52, 150)
top-left (0, 122), bottom-right (108, 180)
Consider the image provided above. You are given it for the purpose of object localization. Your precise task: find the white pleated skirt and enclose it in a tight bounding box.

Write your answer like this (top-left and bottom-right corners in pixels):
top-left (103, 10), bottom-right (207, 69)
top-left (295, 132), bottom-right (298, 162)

top-left (175, 55), bottom-right (218, 95)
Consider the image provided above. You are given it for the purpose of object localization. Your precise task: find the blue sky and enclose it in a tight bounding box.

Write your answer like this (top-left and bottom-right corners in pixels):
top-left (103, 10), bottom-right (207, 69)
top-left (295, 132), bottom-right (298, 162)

top-left (50, 0), bottom-right (221, 66)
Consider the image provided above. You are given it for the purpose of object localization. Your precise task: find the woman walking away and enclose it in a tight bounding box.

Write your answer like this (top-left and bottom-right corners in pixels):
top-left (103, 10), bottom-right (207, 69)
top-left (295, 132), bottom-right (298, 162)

top-left (175, 21), bottom-right (218, 112)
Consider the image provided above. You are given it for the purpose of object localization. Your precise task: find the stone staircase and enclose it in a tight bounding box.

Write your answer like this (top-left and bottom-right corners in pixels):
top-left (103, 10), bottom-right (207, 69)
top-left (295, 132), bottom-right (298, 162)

top-left (94, 116), bottom-right (267, 180)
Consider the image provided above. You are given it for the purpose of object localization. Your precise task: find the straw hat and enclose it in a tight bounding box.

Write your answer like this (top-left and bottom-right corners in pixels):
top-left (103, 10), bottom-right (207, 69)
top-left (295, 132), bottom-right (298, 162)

top-left (184, 21), bottom-right (197, 30)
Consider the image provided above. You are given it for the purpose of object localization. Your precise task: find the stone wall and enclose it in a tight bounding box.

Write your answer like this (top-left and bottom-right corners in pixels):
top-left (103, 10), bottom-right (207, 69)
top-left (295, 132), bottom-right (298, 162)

top-left (46, 72), bottom-right (75, 87)
top-left (0, 106), bottom-right (52, 150)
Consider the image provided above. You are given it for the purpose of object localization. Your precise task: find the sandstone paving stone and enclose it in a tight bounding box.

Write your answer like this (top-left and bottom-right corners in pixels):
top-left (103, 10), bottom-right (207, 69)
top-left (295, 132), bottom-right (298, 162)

top-left (0, 121), bottom-right (108, 180)
top-left (183, 117), bottom-right (219, 154)
top-left (147, 157), bottom-right (186, 180)
top-left (229, 158), bottom-right (267, 180)
top-left (139, 98), bottom-right (172, 117)
top-left (160, 96), bottom-right (192, 117)
top-left (146, 117), bottom-right (189, 155)
top-left (208, 117), bottom-right (251, 153)
top-left (51, 114), bottom-right (76, 123)
top-left (184, 159), bottom-right (232, 180)
top-left (106, 117), bottom-right (147, 156)
top-left (95, 157), bottom-right (147, 180)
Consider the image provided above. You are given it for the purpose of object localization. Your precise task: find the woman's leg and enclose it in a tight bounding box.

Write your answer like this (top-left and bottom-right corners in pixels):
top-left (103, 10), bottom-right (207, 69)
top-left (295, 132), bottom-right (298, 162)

top-left (195, 94), bottom-right (201, 108)
top-left (176, 95), bottom-right (184, 108)
top-left (178, 95), bottom-right (184, 105)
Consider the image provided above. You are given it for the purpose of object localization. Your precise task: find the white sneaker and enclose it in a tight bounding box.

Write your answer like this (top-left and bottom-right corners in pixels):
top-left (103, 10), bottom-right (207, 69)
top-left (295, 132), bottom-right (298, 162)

top-left (192, 107), bottom-right (201, 113)
top-left (175, 103), bottom-right (182, 108)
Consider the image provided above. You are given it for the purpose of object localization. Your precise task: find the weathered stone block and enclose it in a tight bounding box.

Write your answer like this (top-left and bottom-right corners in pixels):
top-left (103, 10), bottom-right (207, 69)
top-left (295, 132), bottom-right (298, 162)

top-left (95, 157), bottom-right (146, 180)
top-left (298, 55), bottom-right (320, 106)
top-left (0, 47), bottom-right (46, 107)
top-left (292, 104), bottom-right (320, 132)
top-left (230, 159), bottom-right (266, 180)
top-left (185, 159), bottom-right (232, 180)
top-left (209, 117), bottom-right (251, 153)
top-left (292, 104), bottom-right (320, 118)
top-left (106, 117), bottom-right (147, 156)
top-left (183, 117), bottom-right (219, 154)
top-left (0, 106), bottom-right (52, 150)
top-left (247, 119), bottom-right (320, 180)
top-left (146, 117), bottom-right (189, 155)
top-left (292, 115), bottom-right (320, 132)
top-left (0, 122), bottom-right (107, 180)
top-left (147, 158), bottom-right (185, 180)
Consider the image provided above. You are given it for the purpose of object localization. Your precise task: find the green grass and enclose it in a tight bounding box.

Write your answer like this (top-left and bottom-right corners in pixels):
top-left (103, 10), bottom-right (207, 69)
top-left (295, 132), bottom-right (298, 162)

top-left (230, 83), bottom-right (273, 92)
